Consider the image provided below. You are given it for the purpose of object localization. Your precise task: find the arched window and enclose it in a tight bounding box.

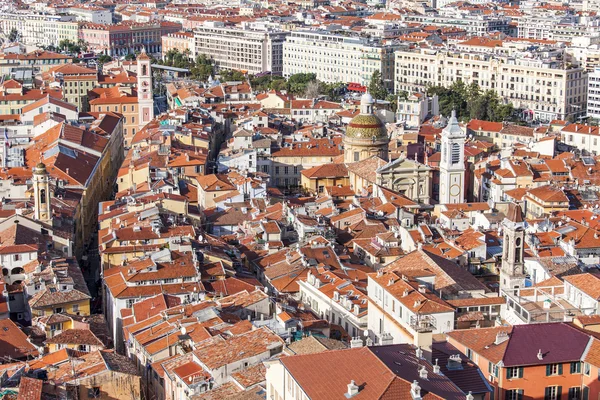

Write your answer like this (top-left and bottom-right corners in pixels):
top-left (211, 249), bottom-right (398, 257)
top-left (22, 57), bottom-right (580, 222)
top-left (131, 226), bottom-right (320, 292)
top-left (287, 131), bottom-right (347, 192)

top-left (142, 65), bottom-right (147, 76)
top-left (451, 143), bottom-right (461, 164)
top-left (40, 189), bottom-right (46, 204)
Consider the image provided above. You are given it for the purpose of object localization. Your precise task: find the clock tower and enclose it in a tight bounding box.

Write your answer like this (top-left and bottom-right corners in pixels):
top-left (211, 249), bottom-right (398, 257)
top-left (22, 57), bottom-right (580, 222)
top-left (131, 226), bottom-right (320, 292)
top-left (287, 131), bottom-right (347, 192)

top-left (439, 110), bottom-right (466, 204)
top-left (137, 48), bottom-right (154, 129)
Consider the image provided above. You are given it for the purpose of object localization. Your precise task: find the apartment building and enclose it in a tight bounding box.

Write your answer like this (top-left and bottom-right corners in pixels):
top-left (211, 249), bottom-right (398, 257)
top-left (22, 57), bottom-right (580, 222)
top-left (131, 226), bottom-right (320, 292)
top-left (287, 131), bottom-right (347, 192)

top-left (161, 31), bottom-right (194, 56)
top-left (588, 67), bottom-right (600, 120)
top-left (402, 14), bottom-right (512, 36)
top-left (79, 21), bottom-right (181, 56)
top-left (194, 21), bottom-right (289, 74)
top-left (0, 13), bottom-right (73, 47)
top-left (283, 30), bottom-right (397, 89)
top-left (394, 48), bottom-right (588, 122)
top-left (68, 7), bottom-right (112, 24)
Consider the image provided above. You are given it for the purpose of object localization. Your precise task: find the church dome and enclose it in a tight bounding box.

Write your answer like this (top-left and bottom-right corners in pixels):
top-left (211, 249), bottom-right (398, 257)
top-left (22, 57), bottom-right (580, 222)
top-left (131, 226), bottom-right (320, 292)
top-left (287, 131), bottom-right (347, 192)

top-left (345, 113), bottom-right (387, 140)
top-left (33, 163), bottom-right (47, 175)
top-left (345, 91), bottom-right (388, 141)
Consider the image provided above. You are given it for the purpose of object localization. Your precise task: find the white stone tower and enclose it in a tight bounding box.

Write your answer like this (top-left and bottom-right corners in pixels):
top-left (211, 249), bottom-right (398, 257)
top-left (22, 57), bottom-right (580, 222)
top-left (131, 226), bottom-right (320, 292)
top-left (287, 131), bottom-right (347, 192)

top-left (500, 203), bottom-right (526, 291)
top-left (32, 162), bottom-right (52, 222)
top-left (137, 48), bottom-right (154, 129)
top-left (438, 110), bottom-right (465, 204)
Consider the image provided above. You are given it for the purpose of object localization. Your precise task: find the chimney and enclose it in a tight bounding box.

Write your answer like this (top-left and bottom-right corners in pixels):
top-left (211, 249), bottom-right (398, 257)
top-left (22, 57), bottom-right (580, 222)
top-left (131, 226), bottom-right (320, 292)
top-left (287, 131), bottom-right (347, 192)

top-left (537, 349), bottom-right (543, 360)
top-left (346, 380), bottom-right (359, 398)
top-left (410, 381), bottom-right (422, 400)
top-left (466, 392), bottom-right (474, 400)
top-left (350, 337), bottom-right (363, 348)
top-left (415, 346), bottom-right (424, 359)
top-left (418, 284), bottom-right (427, 293)
top-left (418, 366), bottom-right (428, 380)
top-left (494, 331), bottom-right (509, 345)
top-left (431, 359), bottom-right (441, 374)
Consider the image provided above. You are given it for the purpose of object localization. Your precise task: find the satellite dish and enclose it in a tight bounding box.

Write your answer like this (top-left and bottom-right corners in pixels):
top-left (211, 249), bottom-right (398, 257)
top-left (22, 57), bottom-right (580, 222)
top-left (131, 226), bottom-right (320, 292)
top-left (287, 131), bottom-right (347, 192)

top-left (363, 329), bottom-right (369, 337)
top-left (197, 234), bottom-right (203, 242)
top-left (180, 327), bottom-right (187, 335)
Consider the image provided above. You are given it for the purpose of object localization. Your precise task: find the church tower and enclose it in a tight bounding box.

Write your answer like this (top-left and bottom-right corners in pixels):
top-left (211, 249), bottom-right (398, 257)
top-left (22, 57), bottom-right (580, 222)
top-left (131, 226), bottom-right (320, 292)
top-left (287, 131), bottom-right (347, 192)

top-left (438, 110), bottom-right (466, 204)
top-left (500, 203), bottom-right (526, 291)
top-left (137, 48), bottom-right (154, 129)
top-left (343, 92), bottom-right (389, 164)
top-left (32, 162), bottom-right (52, 222)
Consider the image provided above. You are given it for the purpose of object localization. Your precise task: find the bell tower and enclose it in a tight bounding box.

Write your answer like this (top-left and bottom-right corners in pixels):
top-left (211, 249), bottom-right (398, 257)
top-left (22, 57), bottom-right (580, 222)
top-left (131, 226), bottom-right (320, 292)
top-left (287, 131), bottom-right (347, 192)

top-left (137, 48), bottom-right (154, 129)
top-left (32, 162), bottom-right (52, 222)
top-left (439, 110), bottom-right (466, 204)
top-left (500, 203), bottom-right (526, 291)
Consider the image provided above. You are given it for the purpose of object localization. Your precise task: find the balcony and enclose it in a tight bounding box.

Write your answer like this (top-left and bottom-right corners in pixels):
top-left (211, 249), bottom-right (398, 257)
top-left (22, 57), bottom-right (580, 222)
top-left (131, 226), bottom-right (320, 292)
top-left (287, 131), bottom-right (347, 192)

top-left (410, 314), bottom-right (436, 333)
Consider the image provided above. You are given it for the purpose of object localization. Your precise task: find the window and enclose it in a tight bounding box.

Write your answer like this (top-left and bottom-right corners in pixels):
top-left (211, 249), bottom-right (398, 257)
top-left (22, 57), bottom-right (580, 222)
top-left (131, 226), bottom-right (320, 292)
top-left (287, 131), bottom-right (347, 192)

top-left (451, 142), bottom-right (461, 164)
top-left (466, 348), bottom-right (473, 360)
top-left (88, 387), bottom-right (101, 398)
top-left (570, 362), bottom-right (581, 374)
top-left (545, 386), bottom-right (561, 400)
top-left (568, 387), bottom-right (581, 400)
top-left (546, 364), bottom-right (563, 376)
top-left (506, 367), bottom-right (524, 379)
top-left (72, 304), bottom-right (79, 313)
top-left (354, 152), bottom-right (359, 162)
top-left (506, 389), bottom-right (523, 400)
top-left (584, 362), bottom-right (591, 376)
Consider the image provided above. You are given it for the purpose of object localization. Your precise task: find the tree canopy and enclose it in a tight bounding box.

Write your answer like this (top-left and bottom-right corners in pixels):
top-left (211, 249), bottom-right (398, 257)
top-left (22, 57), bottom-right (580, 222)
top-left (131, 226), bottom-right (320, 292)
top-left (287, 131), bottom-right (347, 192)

top-left (427, 81), bottom-right (516, 122)
top-left (368, 70), bottom-right (388, 100)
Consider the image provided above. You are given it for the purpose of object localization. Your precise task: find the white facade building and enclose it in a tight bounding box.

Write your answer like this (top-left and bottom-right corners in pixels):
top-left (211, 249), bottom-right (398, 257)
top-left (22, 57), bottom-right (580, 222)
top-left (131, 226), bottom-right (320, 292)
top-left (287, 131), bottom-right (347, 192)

top-left (194, 21), bottom-right (289, 75)
top-left (588, 67), bottom-right (600, 120)
top-left (283, 31), bottom-right (397, 89)
top-left (394, 48), bottom-right (588, 122)
top-left (68, 7), bottom-right (112, 24)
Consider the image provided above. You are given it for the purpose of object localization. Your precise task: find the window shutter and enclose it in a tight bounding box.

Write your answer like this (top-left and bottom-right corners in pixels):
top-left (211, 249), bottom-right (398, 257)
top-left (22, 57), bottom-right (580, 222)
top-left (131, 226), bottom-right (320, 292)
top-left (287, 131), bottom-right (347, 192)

top-left (545, 387), bottom-right (550, 400)
top-left (583, 385), bottom-right (589, 400)
top-left (507, 368), bottom-right (511, 379)
top-left (556, 386), bottom-right (562, 400)
top-left (570, 363), bottom-right (575, 374)
top-left (568, 388), bottom-right (574, 399)
top-left (518, 367), bottom-right (524, 378)
top-left (558, 364), bottom-right (563, 375)
top-left (546, 365), bottom-right (551, 376)
top-left (518, 390), bottom-right (523, 400)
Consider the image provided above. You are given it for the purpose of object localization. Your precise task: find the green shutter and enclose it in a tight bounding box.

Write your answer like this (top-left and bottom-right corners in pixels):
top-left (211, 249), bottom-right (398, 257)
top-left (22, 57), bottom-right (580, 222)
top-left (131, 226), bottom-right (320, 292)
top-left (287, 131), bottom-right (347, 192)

top-left (518, 367), bottom-right (524, 378)
top-left (546, 365), bottom-right (552, 376)
top-left (556, 386), bottom-right (562, 400)
top-left (558, 364), bottom-right (563, 375)
top-left (545, 387), bottom-right (550, 400)
top-left (584, 386), bottom-right (589, 400)
top-left (507, 367), bottom-right (511, 379)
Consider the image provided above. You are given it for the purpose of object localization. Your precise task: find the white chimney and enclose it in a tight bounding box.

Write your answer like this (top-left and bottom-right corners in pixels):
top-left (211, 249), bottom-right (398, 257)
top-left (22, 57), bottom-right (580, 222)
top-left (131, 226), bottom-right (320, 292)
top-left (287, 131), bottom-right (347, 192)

top-left (418, 366), bottom-right (428, 380)
top-left (347, 380), bottom-right (359, 397)
top-left (433, 359), bottom-right (441, 374)
top-left (350, 337), bottom-right (363, 349)
top-left (415, 346), bottom-right (423, 359)
top-left (410, 380), bottom-right (422, 400)
top-left (537, 349), bottom-right (543, 360)
top-left (494, 331), bottom-right (509, 345)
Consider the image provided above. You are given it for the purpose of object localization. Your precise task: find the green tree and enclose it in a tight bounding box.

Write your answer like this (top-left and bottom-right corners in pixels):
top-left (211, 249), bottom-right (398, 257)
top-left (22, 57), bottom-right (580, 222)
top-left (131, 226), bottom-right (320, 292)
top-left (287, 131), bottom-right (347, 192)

top-left (219, 69), bottom-right (246, 82)
top-left (124, 53), bottom-right (137, 61)
top-left (97, 54), bottom-right (113, 64)
top-left (7, 28), bottom-right (19, 42)
top-left (321, 82), bottom-right (346, 101)
top-left (368, 70), bottom-right (388, 100)
top-left (287, 73), bottom-right (317, 95)
top-left (190, 54), bottom-right (214, 82)
top-left (386, 93), bottom-right (398, 112)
